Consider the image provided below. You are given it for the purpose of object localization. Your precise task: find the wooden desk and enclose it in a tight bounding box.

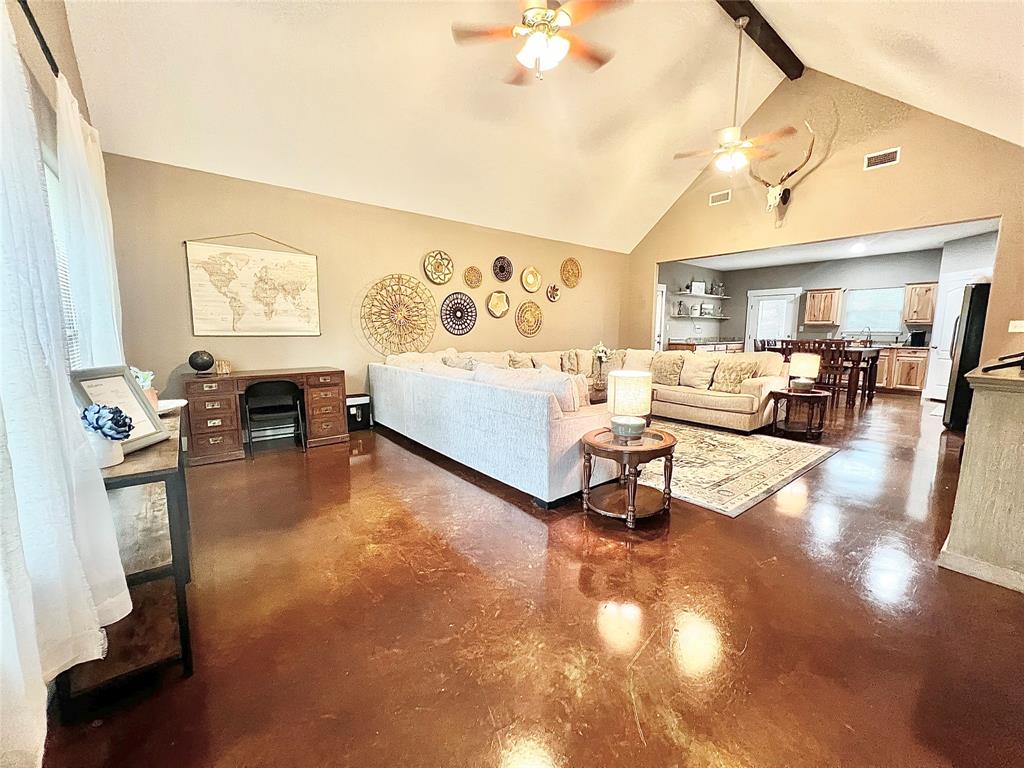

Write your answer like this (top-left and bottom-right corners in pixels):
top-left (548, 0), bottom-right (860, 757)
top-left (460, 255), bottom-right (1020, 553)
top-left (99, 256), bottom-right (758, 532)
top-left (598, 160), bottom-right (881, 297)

top-left (57, 412), bottom-right (192, 719)
top-left (183, 367), bottom-right (348, 466)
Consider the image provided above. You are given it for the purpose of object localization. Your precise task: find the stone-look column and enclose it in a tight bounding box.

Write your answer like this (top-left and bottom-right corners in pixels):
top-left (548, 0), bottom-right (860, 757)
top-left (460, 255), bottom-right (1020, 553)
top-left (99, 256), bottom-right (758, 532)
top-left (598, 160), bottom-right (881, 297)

top-left (938, 363), bottom-right (1024, 593)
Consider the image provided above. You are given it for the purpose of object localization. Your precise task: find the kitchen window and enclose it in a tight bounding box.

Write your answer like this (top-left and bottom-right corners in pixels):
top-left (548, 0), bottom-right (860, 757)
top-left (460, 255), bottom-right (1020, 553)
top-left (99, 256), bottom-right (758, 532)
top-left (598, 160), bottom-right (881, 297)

top-left (841, 286), bottom-right (905, 335)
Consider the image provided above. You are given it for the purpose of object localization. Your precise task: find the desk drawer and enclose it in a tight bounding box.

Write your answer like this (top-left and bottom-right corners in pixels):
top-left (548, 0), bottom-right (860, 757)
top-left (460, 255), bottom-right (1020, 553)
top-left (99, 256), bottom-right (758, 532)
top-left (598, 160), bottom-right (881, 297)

top-left (192, 395), bottom-right (237, 415)
top-left (309, 417), bottom-right (344, 439)
top-left (190, 429), bottom-right (242, 457)
top-left (310, 402), bottom-right (340, 418)
top-left (235, 375), bottom-right (303, 391)
top-left (308, 386), bottom-right (342, 403)
top-left (190, 411), bottom-right (239, 435)
top-left (307, 372), bottom-right (344, 388)
top-left (185, 379), bottom-right (234, 396)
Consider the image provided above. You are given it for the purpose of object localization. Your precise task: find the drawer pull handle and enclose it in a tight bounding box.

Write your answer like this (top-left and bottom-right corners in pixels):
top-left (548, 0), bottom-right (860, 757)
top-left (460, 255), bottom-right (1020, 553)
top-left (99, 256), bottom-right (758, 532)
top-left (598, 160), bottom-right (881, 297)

top-left (203, 383), bottom-right (218, 391)
top-left (207, 418), bottom-right (222, 427)
top-left (209, 436), bottom-right (224, 445)
top-left (205, 401), bottom-right (222, 409)
top-left (319, 375), bottom-right (332, 383)
top-left (321, 423), bottom-right (332, 430)
top-left (319, 392), bottom-right (333, 399)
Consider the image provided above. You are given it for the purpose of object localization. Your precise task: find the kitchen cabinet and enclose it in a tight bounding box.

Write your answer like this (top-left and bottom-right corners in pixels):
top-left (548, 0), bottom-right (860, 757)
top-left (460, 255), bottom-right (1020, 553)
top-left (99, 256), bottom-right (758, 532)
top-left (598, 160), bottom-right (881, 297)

top-left (876, 347), bottom-right (929, 392)
top-left (803, 289), bottom-right (843, 325)
top-left (903, 282), bottom-right (937, 324)
top-left (666, 341), bottom-right (744, 353)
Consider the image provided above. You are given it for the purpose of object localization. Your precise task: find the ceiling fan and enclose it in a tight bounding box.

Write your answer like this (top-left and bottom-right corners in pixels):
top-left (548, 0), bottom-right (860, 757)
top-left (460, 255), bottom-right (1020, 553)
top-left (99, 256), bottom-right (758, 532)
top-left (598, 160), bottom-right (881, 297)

top-left (451, 0), bottom-right (630, 85)
top-left (673, 16), bottom-right (796, 172)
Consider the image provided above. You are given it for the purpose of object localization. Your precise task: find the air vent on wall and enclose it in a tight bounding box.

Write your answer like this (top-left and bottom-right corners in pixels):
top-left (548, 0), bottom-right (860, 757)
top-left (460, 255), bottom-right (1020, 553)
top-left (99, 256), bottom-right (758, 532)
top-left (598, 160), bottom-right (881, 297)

top-left (708, 189), bottom-right (732, 207)
top-left (864, 147), bottom-right (901, 170)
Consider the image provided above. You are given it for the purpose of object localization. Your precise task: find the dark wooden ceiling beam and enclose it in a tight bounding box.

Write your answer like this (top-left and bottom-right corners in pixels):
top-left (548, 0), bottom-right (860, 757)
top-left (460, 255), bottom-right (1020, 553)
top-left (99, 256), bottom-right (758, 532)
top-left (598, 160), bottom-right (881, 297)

top-left (716, 0), bottom-right (804, 80)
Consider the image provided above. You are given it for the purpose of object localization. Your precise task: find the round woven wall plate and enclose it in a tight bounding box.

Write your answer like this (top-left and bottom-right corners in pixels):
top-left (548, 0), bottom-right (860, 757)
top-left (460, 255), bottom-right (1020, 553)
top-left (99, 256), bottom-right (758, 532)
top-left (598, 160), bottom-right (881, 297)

top-left (423, 250), bottom-right (454, 285)
top-left (515, 301), bottom-right (543, 337)
top-left (521, 266), bottom-right (542, 293)
top-left (560, 257), bottom-right (582, 288)
top-left (360, 274), bottom-right (437, 354)
top-left (486, 290), bottom-right (510, 318)
top-left (492, 255), bottom-right (513, 282)
top-left (463, 266), bottom-right (483, 288)
top-left (440, 292), bottom-right (477, 336)
top-left (546, 284), bottom-right (560, 302)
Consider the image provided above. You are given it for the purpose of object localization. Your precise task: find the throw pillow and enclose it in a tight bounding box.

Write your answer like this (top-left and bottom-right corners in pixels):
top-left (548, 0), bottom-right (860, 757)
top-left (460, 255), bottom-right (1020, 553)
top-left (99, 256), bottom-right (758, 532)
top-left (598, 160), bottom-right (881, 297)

top-left (710, 359), bottom-right (759, 394)
top-left (650, 351), bottom-right (685, 386)
top-left (623, 348), bottom-right (655, 371)
top-left (419, 361), bottom-right (475, 380)
top-left (560, 350), bottom-right (579, 375)
top-left (573, 373), bottom-right (591, 406)
top-left (509, 351), bottom-right (534, 369)
top-left (531, 351), bottom-right (562, 370)
top-left (575, 349), bottom-right (595, 377)
top-left (606, 349), bottom-right (626, 372)
top-left (679, 354), bottom-right (719, 389)
top-left (473, 365), bottom-right (579, 412)
top-left (442, 354), bottom-right (476, 371)
top-left (467, 351), bottom-right (511, 368)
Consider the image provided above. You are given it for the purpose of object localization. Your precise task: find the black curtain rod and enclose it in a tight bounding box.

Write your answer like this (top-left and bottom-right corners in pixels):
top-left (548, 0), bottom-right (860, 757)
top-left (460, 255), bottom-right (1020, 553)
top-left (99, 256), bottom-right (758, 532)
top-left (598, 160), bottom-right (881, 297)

top-left (17, 0), bottom-right (59, 76)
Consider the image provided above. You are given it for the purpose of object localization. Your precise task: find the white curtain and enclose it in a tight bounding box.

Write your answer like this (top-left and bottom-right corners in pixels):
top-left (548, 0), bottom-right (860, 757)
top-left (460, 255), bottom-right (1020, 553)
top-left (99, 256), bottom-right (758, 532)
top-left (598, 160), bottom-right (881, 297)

top-left (1, 8), bottom-right (132, 766)
top-left (55, 72), bottom-right (124, 369)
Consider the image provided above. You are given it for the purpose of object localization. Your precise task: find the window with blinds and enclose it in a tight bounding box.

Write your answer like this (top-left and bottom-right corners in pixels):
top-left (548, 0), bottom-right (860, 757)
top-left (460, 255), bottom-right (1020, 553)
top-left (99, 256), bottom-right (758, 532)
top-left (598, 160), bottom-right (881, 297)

top-left (43, 165), bottom-right (82, 370)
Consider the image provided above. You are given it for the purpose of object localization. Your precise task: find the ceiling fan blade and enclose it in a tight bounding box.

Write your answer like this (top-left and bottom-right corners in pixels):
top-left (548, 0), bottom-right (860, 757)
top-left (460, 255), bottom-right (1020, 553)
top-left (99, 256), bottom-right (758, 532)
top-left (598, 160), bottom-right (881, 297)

top-left (747, 125), bottom-right (797, 146)
top-left (563, 32), bottom-right (613, 70)
top-left (673, 148), bottom-right (713, 160)
top-left (747, 148), bottom-right (779, 161)
top-left (558, 0), bottom-right (631, 27)
top-left (451, 24), bottom-right (515, 44)
top-left (521, 0), bottom-right (548, 11)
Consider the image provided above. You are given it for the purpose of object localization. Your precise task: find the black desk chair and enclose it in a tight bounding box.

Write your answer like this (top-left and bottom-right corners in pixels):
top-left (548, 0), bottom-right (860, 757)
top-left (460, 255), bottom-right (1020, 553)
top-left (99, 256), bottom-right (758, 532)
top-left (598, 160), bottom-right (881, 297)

top-left (243, 381), bottom-right (306, 457)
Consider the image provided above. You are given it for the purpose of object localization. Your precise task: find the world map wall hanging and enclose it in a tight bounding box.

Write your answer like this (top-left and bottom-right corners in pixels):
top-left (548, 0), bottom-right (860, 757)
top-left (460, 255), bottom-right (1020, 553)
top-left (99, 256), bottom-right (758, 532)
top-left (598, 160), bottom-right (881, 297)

top-left (560, 257), bottom-right (582, 288)
top-left (423, 250), bottom-right (454, 285)
top-left (515, 301), bottom-right (543, 337)
top-left (492, 255), bottom-right (513, 282)
top-left (360, 273), bottom-right (437, 354)
top-left (440, 292), bottom-right (478, 336)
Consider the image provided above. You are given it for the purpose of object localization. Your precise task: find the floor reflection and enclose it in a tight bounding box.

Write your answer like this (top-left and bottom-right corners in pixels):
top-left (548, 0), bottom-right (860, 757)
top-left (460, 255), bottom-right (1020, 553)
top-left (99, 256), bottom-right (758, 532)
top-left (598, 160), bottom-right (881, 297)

top-left (862, 537), bottom-right (917, 609)
top-left (596, 601), bottom-right (644, 656)
top-left (672, 611), bottom-right (723, 679)
top-left (499, 734), bottom-right (560, 768)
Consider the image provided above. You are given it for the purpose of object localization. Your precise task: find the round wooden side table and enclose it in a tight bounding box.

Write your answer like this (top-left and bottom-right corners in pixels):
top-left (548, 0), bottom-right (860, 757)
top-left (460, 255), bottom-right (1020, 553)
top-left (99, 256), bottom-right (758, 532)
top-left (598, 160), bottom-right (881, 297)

top-left (769, 389), bottom-right (829, 441)
top-left (581, 427), bottom-right (677, 528)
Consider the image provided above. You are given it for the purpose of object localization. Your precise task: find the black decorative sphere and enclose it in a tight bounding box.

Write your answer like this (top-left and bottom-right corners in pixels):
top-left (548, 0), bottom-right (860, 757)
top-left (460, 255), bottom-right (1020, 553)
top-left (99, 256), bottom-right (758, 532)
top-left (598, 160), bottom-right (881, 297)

top-left (188, 350), bottom-right (215, 374)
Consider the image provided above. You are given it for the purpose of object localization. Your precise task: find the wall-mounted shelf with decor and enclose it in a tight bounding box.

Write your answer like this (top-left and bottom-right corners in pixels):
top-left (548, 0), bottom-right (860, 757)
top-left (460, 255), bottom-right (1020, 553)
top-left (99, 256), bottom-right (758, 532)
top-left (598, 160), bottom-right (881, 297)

top-left (669, 314), bottom-right (731, 320)
top-left (669, 291), bottom-right (732, 300)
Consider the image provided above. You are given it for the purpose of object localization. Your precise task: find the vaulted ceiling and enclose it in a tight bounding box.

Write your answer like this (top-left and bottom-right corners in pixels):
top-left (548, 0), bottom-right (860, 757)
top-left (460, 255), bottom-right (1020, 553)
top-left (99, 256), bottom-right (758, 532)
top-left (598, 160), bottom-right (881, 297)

top-left (66, 1), bottom-right (1023, 254)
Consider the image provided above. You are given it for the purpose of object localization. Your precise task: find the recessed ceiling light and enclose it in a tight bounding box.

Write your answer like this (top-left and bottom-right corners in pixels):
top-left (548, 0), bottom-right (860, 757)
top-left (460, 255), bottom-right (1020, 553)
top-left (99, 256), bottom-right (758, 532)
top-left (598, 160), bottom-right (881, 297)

top-left (850, 242), bottom-right (867, 254)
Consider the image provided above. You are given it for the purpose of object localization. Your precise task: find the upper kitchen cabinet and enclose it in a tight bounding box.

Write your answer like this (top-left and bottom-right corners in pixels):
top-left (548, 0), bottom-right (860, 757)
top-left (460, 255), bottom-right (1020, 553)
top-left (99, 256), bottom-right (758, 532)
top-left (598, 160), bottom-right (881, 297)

top-left (803, 288), bottom-right (843, 325)
top-left (903, 282), bottom-right (938, 324)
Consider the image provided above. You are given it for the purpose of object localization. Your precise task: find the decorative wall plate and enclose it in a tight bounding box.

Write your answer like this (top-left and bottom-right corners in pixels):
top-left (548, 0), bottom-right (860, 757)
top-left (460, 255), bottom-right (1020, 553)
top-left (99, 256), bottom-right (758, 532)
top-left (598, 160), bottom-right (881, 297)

top-left (560, 257), bottom-right (582, 288)
top-left (521, 266), bottom-right (542, 293)
top-left (492, 255), bottom-right (513, 282)
top-left (463, 266), bottom-right (483, 288)
top-left (515, 301), bottom-right (543, 337)
top-left (423, 250), bottom-right (454, 285)
top-left (486, 290), bottom-right (510, 318)
top-left (440, 292), bottom-right (477, 336)
top-left (546, 284), bottom-right (561, 302)
top-left (360, 274), bottom-right (437, 354)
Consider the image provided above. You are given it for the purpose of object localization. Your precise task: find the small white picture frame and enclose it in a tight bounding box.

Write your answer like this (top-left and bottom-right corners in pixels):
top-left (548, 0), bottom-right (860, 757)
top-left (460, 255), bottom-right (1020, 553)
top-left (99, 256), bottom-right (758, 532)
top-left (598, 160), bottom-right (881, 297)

top-left (690, 280), bottom-right (706, 296)
top-left (71, 366), bottom-right (170, 454)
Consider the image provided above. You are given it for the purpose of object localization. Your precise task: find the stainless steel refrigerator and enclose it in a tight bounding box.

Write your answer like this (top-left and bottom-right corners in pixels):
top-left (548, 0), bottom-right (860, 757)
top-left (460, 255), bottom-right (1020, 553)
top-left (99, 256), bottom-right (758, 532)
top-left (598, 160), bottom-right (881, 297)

top-left (943, 283), bottom-right (990, 431)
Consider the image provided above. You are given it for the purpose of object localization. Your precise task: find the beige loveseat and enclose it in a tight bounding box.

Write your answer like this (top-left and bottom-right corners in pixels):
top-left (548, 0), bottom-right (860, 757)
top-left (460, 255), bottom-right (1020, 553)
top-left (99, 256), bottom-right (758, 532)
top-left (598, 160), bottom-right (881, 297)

top-left (378, 346), bottom-right (788, 434)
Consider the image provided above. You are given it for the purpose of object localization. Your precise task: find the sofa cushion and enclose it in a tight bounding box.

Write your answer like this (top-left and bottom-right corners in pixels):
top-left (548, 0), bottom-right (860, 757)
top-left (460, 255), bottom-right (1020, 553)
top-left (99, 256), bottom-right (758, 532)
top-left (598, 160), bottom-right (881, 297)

top-left (654, 385), bottom-right (758, 414)
top-left (572, 373), bottom-right (591, 406)
top-left (751, 351), bottom-right (784, 377)
top-left (473, 365), bottom-right (579, 413)
top-left (606, 349), bottom-right (626, 372)
top-left (623, 348), bottom-right (655, 371)
top-left (575, 349), bottom-right (595, 377)
top-left (680, 354), bottom-right (719, 389)
top-left (710, 358), bottom-right (758, 394)
top-left (650, 351), bottom-right (686, 386)
top-left (531, 351), bottom-right (562, 370)
top-left (386, 348), bottom-right (455, 367)
top-left (509, 351), bottom-right (535, 369)
top-left (418, 361), bottom-right (475, 380)
top-left (560, 350), bottom-right (579, 375)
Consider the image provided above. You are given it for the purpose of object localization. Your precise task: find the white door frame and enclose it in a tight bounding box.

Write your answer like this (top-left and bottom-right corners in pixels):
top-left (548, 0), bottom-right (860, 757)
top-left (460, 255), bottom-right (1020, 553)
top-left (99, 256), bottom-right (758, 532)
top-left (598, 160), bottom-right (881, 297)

top-left (744, 287), bottom-right (803, 352)
top-left (652, 283), bottom-right (668, 351)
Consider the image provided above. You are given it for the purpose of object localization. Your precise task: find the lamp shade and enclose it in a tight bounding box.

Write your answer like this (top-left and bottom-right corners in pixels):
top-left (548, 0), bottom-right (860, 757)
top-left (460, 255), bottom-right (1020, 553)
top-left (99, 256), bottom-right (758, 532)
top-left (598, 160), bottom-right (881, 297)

top-left (789, 352), bottom-right (821, 380)
top-left (607, 370), bottom-right (652, 417)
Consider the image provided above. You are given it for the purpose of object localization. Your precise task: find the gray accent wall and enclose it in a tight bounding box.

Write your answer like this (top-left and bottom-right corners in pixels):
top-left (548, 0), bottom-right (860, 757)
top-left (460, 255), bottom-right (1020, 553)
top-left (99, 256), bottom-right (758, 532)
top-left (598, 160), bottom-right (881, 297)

top-left (672, 250), bottom-right (943, 342)
top-left (657, 261), bottom-right (727, 342)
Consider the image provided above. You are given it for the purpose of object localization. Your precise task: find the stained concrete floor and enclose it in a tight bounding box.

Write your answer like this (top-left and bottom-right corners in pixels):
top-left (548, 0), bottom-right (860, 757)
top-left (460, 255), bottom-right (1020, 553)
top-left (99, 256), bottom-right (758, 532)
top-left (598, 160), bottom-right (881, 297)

top-left (46, 395), bottom-right (1024, 767)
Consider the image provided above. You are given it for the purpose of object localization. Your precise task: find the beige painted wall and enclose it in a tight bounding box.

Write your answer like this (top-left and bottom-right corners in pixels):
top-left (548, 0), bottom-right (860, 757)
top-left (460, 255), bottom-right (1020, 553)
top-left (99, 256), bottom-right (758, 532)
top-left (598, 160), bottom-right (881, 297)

top-left (105, 154), bottom-right (626, 396)
top-left (621, 70), bottom-right (1024, 361)
top-left (7, 0), bottom-right (89, 117)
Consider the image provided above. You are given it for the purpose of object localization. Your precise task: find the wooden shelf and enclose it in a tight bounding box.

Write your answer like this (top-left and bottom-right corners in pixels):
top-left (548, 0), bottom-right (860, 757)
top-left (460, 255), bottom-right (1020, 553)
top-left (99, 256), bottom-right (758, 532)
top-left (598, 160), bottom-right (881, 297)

top-left (670, 291), bottom-right (731, 300)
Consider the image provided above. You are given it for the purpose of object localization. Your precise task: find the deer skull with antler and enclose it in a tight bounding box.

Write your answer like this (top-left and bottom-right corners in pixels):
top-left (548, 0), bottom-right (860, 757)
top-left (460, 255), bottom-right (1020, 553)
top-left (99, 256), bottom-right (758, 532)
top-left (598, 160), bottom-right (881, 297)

top-left (749, 120), bottom-right (815, 226)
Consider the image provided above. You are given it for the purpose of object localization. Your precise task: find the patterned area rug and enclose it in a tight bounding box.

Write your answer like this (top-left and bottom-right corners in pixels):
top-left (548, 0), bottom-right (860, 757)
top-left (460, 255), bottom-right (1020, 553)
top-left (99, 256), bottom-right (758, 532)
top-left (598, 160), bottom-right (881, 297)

top-left (638, 419), bottom-right (837, 518)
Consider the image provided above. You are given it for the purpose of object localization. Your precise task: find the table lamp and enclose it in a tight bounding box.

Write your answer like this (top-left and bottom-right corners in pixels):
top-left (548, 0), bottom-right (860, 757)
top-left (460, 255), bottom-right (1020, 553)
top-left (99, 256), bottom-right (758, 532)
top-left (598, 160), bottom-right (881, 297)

top-left (789, 352), bottom-right (820, 392)
top-left (607, 370), bottom-right (652, 441)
